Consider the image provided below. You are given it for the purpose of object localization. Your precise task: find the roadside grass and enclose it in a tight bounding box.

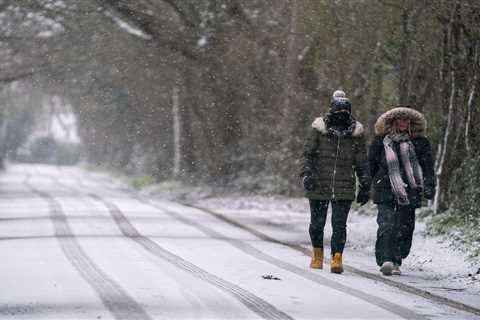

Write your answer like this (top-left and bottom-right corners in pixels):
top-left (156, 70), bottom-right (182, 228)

top-left (130, 175), bottom-right (156, 190)
top-left (427, 211), bottom-right (480, 260)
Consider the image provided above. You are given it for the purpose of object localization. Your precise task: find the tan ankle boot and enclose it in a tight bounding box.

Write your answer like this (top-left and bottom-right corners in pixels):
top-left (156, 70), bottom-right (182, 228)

top-left (330, 253), bottom-right (344, 274)
top-left (310, 247), bottom-right (323, 269)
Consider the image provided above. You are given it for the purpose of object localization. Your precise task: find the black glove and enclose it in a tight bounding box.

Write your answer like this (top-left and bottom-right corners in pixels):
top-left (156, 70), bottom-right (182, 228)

top-left (424, 187), bottom-right (434, 200)
top-left (356, 188), bottom-right (369, 206)
top-left (303, 175), bottom-right (316, 191)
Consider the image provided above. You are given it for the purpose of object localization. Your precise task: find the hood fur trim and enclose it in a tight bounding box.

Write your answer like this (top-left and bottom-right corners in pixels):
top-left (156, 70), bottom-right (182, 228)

top-left (374, 107), bottom-right (427, 136)
top-left (312, 117), bottom-right (327, 133)
top-left (312, 117), bottom-right (364, 137)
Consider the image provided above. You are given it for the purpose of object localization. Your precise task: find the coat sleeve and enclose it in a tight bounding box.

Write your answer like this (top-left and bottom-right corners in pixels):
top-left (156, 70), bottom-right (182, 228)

top-left (368, 136), bottom-right (383, 179)
top-left (354, 134), bottom-right (371, 190)
top-left (416, 137), bottom-right (435, 192)
top-left (300, 127), bottom-right (318, 177)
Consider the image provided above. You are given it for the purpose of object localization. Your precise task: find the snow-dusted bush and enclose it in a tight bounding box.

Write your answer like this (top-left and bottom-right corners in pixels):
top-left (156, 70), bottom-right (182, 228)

top-left (448, 154), bottom-right (480, 221)
top-left (428, 153), bottom-right (480, 259)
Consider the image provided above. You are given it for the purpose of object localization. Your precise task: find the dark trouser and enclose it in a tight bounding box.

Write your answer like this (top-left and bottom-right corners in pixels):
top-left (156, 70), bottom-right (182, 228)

top-left (375, 204), bottom-right (416, 266)
top-left (309, 199), bottom-right (352, 254)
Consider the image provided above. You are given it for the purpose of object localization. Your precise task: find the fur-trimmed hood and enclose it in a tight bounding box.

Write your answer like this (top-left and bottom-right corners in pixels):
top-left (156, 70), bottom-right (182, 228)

top-left (374, 107), bottom-right (427, 136)
top-left (312, 117), bottom-right (364, 137)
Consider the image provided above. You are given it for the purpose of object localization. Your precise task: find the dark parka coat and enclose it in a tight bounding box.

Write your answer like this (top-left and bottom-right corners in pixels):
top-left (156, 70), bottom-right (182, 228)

top-left (368, 107), bottom-right (435, 208)
top-left (301, 116), bottom-right (370, 201)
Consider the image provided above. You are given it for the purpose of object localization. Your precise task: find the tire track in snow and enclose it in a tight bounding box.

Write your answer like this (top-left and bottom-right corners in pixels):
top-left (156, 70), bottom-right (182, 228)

top-left (183, 204), bottom-right (480, 318)
top-left (57, 168), bottom-right (480, 318)
top-left (142, 201), bottom-right (427, 320)
top-left (55, 169), bottom-right (428, 319)
top-left (24, 173), bottom-right (153, 320)
top-left (50, 171), bottom-right (294, 320)
top-left (88, 194), bottom-right (294, 320)
top-left (54, 170), bottom-right (423, 319)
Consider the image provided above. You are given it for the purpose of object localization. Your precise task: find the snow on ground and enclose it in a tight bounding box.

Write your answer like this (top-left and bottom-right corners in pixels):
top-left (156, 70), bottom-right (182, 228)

top-left (10, 164), bottom-right (480, 319)
top-left (84, 170), bottom-right (480, 310)
top-left (206, 197), bottom-right (480, 306)
top-left (137, 183), bottom-right (480, 309)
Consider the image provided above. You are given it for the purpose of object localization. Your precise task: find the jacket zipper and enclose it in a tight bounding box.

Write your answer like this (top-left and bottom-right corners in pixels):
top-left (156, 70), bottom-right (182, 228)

top-left (332, 136), bottom-right (341, 200)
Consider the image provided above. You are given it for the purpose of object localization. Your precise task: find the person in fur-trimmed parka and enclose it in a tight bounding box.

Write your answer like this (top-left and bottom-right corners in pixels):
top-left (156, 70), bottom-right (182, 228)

top-left (300, 90), bottom-right (370, 273)
top-left (369, 106), bottom-right (435, 276)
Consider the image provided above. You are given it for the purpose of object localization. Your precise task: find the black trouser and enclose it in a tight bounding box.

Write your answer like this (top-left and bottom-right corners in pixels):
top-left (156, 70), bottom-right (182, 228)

top-left (309, 199), bottom-right (352, 254)
top-left (375, 204), bottom-right (415, 266)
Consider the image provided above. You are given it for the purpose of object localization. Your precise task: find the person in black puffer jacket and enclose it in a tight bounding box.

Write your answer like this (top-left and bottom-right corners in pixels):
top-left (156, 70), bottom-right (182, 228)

top-left (369, 106), bottom-right (435, 276)
top-left (300, 90), bottom-right (370, 273)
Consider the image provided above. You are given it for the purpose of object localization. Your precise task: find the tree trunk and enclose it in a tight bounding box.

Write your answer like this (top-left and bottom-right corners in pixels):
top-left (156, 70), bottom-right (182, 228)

top-left (172, 77), bottom-right (181, 178)
top-left (278, 0), bottom-right (301, 186)
top-left (434, 70), bottom-right (456, 213)
top-left (175, 63), bottom-right (196, 179)
top-left (433, 2), bottom-right (462, 213)
top-left (398, 9), bottom-right (411, 105)
top-left (282, 0), bottom-right (299, 127)
top-left (465, 43), bottom-right (478, 156)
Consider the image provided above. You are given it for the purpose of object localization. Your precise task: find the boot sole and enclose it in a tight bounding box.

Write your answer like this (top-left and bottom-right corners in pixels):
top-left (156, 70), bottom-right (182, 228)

top-left (380, 262), bottom-right (394, 276)
top-left (330, 266), bottom-right (344, 274)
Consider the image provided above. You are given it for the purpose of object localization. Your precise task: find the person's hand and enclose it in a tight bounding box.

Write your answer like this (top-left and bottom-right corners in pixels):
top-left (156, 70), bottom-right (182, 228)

top-left (356, 188), bottom-right (369, 206)
top-left (303, 176), bottom-right (316, 191)
top-left (424, 187), bottom-right (434, 200)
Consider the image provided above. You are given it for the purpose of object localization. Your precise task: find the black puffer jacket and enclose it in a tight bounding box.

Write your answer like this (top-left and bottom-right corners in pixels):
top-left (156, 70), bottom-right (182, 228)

top-left (368, 107), bottom-right (435, 208)
top-left (300, 116), bottom-right (370, 201)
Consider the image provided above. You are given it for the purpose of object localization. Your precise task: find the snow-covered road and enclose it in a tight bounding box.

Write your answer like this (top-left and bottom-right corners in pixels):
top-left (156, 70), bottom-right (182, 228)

top-left (0, 165), bottom-right (477, 319)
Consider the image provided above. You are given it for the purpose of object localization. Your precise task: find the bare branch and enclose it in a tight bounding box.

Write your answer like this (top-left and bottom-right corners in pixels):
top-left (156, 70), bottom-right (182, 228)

top-left (377, 0), bottom-right (403, 10)
top-left (99, 0), bottom-right (203, 62)
top-left (0, 70), bottom-right (35, 84)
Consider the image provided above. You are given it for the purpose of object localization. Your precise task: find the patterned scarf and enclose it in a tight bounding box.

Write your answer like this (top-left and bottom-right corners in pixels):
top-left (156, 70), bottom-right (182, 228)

top-left (383, 134), bottom-right (424, 206)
